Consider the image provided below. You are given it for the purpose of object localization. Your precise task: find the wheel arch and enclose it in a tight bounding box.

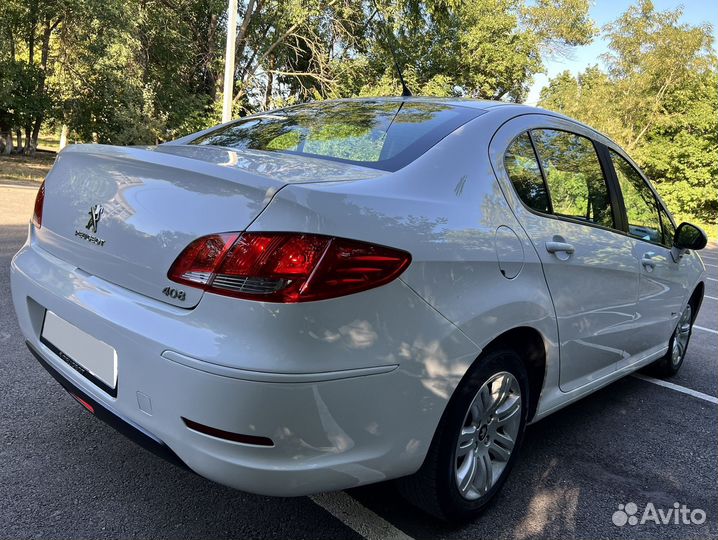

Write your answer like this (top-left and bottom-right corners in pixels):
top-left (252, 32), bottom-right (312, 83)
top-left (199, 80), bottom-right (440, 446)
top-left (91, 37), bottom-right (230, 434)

top-left (413, 324), bottom-right (549, 486)
top-left (435, 325), bottom-right (548, 432)
top-left (478, 326), bottom-right (547, 422)
top-left (688, 281), bottom-right (704, 323)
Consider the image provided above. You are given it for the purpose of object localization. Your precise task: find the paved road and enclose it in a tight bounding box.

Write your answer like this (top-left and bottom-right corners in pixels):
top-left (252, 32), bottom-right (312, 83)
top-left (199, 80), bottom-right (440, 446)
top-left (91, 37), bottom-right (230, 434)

top-left (1, 186), bottom-right (716, 539)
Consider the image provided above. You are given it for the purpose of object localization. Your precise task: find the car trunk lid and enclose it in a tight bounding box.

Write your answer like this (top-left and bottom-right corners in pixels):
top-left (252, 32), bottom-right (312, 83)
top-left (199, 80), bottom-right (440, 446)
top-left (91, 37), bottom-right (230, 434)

top-left (35, 144), bottom-right (382, 307)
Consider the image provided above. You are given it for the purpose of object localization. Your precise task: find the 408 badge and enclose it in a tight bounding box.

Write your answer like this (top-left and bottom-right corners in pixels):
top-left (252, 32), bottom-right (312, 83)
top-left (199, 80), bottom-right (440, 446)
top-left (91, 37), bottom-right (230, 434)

top-left (162, 286), bottom-right (186, 301)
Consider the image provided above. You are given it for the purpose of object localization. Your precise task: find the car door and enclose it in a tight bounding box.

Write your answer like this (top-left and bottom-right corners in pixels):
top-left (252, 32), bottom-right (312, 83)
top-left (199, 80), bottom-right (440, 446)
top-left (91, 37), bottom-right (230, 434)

top-left (494, 116), bottom-right (640, 392)
top-left (606, 150), bottom-right (688, 366)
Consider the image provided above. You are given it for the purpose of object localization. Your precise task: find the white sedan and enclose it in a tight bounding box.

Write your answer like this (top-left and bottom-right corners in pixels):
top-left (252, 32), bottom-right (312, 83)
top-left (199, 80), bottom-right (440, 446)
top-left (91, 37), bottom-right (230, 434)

top-left (10, 98), bottom-right (708, 520)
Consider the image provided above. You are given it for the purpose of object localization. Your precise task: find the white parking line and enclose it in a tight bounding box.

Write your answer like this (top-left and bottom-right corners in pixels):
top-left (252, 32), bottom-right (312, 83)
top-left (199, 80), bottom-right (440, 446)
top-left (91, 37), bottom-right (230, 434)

top-left (707, 277), bottom-right (718, 282)
top-left (0, 183), bottom-right (40, 190)
top-left (632, 373), bottom-right (718, 405)
top-left (694, 325), bottom-right (718, 335)
top-left (704, 263), bottom-right (718, 268)
top-left (705, 295), bottom-right (718, 301)
top-left (310, 492), bottom-right (414, 540)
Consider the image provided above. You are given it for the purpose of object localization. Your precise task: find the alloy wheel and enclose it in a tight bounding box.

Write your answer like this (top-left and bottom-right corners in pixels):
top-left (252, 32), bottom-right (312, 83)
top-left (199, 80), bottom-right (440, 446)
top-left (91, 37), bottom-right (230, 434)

top-left (671, 305), bottom-right (692, 367)
top-left (454, 371), bottom-right (522, 500)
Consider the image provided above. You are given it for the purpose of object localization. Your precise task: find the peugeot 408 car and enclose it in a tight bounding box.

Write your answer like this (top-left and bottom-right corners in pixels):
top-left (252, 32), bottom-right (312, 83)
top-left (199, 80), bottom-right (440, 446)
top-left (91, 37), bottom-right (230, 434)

top-left (10, 98), bottom-right (707, 520)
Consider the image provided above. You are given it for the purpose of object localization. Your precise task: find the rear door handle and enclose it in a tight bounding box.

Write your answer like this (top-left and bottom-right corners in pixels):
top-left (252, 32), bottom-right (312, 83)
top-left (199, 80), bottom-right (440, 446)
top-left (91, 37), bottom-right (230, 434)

top-left (641, 252), bottom-right (656, 269)
top-left (545, 241), bottom-right (575, 255)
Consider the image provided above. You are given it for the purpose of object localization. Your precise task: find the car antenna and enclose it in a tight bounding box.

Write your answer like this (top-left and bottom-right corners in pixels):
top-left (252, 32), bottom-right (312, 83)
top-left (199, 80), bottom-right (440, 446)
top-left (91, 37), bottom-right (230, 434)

top-left (371, 0), bottom-right (412, 97)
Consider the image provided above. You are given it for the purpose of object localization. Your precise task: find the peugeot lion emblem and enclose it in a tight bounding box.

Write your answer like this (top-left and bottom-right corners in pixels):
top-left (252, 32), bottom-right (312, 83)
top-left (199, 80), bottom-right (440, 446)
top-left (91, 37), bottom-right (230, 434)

top-left (86, 204), bottom-right (104, 233)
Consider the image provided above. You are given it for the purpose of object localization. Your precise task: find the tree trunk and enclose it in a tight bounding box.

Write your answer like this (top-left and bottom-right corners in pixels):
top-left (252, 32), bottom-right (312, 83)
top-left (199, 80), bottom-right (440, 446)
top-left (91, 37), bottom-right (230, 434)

top-left (2, 132), bottom-right (12, 155)
top-left (25, 16), bottom-right (59, 158)
top-left (230, 0), bottom-right (260, 101)
top-left (31, 116), bottom-right (43, 154)
top-left (264, 55), bottom-right (274, 110)
top-left (235, 0), bottom-right (258, 67)
top-left (28, 24), bottom-right (36, 64)
top-left (40, 18), bottom-right (55, 70)
top-left (24, 125), bottom-right (33, 156)
top-left (28, 0), bottom-right (38, 64)
top-left (205, 13), bottom-right (219, 100)
top-left (231, 0), bottom-right (340, 107)
top-left (59, 124), bottom-right (69, 150)
top-left (221, 0), bottom-right (239, 122)
top-left (15, 129), bottom-right (22, 152)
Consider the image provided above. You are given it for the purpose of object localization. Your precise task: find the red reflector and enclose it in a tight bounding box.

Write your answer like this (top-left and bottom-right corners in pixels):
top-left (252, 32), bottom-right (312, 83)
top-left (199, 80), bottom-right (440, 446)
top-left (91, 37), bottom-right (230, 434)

top-left (182, 417), bottom-right (274, 447)
top-left (168, 232), bottom-right (411, 303)
top-left (70, 393), bottom-right (95, 414)
top-left (32, 180), bottom-right (46, 229)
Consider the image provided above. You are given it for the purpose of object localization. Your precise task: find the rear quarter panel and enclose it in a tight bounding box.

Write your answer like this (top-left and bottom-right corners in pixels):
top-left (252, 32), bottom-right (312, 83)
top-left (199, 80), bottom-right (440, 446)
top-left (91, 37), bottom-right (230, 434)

top-left (249, 107), bottom-right (560, 419)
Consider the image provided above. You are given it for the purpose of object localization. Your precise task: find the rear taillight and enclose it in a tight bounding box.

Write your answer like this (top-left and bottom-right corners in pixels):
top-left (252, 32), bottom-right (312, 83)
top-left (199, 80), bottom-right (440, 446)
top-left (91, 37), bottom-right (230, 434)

top-left (168, 232), bottom-right (411, 303)
top-left (32, 180), bottom-right (46, 228)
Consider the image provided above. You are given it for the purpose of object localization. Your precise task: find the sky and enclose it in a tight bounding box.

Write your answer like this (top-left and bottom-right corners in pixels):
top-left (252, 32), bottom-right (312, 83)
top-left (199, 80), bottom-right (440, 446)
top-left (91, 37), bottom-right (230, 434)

top-left (523, 0), bottom-right (718, 105)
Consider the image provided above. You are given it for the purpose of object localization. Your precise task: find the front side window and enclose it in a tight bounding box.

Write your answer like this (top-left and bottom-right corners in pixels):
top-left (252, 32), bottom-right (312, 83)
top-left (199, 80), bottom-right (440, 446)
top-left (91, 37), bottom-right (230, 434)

top-left (504, 133), bottom-right (551, 214)
top-left (190, 100), bottom-right (482, 172)
top-left (610, 151), bottom-right (663, 244)
top-left (531, 129), bottom-right (614, 228)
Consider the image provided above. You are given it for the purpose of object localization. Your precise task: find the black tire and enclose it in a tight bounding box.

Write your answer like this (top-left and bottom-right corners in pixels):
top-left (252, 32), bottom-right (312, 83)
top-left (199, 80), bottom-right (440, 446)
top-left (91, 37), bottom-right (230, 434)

top-left (396, 347), bottom-right (529, 521)
top-left (651, 302), bottom-right (694, 377)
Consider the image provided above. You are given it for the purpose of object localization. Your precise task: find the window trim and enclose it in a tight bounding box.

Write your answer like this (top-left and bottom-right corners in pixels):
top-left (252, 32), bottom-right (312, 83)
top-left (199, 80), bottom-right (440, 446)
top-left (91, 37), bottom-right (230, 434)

top-left (503, 128), bottom-right (624, 235)
top-left (502, 131), bottom-right (553, 215)
top-left (657, 206), bottom-right (676, 248)
top-left (526, 130), bottom-right (554, 215)
top-left (594, 143), bottom-right (629, 233)
top-left (605, 147), bottom-right (676, 249)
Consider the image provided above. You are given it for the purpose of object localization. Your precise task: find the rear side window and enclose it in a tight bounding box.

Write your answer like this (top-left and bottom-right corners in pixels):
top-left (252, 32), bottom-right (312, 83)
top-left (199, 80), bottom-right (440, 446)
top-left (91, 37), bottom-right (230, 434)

top-left (190, 100), bottom-right (483, 172)
top-left (610, 151), bottom-right (664, 244)
top-left (504, 133), bottom-right (551, 213)
top-left (531, 129), bottom-right (614, 228)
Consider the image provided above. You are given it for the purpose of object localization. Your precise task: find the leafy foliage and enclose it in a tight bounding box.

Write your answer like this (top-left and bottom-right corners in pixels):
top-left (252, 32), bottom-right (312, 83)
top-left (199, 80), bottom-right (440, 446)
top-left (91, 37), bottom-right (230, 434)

top-left (1, 0), bottom-right (594, 150)
top-left (539, 0), bottom-right (717, 226)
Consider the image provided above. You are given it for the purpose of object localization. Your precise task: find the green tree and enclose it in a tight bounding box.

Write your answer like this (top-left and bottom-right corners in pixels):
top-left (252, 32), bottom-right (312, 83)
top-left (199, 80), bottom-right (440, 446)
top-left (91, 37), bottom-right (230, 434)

top-left (2, 0), bottom-right (596, 147)
top-left (1, 0), bottom-right (228, 146)
top-left (1, 60), bottom-right (50, 152)
top-left (540, 0), bottom-right (717, 225)
top-left (342, 0), bottom-right (596, 101)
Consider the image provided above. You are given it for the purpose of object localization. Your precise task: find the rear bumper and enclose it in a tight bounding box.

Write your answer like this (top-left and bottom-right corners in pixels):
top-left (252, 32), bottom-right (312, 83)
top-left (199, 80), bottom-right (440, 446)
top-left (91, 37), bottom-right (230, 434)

top-left (10, 234), bottom-right (480, 496)
top-left (25, 341), bottom-right (189, 471)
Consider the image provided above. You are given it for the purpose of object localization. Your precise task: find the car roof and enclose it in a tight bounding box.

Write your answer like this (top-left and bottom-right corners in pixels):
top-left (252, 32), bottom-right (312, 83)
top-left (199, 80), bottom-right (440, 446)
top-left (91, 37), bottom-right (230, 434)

top-left (299, 96), bottom-right (603, 129)
top-left (291, 96), bottom-right (589, 130)
top-left (298, 96), bottom-right (611, 136)
top-left (297, 96), bottom-right (520, 111)
top-left (335, 96), bottom-right (620, 153)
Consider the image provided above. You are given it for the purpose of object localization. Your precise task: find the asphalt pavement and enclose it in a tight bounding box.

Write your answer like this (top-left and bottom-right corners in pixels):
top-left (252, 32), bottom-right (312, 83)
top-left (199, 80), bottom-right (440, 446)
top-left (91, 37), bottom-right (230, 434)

top-left (1, 185), bottom-right (716, 539)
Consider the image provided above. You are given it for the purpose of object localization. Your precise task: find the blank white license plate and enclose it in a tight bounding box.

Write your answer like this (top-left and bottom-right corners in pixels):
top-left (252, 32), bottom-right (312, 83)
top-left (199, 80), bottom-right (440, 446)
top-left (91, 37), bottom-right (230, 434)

top-left (41, 311), bottom-right (118, 395)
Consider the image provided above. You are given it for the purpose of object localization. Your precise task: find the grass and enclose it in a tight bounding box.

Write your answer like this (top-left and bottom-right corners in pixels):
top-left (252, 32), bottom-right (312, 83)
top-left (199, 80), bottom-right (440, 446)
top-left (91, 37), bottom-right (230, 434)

top-left (36, 131), bottom-right (61, 152)
top-left (694, 221), bottom-right (716, 241)
top-left (672, 214), bottom-right (717, 242)
top-left (694, 225), bottom-right (716, 243)
top-left (0, 130), bottom-right (60, 184)
top-left (0, 153), bottom-right (56, 184)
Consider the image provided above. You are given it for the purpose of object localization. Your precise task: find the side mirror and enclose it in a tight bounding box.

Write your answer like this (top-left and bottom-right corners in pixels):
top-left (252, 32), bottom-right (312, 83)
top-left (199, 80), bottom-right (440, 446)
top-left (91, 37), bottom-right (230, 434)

top-left (673, 222), bottom-right (708, 251)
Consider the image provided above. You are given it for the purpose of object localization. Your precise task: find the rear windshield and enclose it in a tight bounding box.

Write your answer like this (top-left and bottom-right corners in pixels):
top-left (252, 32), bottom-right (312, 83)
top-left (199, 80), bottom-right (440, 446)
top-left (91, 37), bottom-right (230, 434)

top-left (189, 100), bottom-right (482, 172)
